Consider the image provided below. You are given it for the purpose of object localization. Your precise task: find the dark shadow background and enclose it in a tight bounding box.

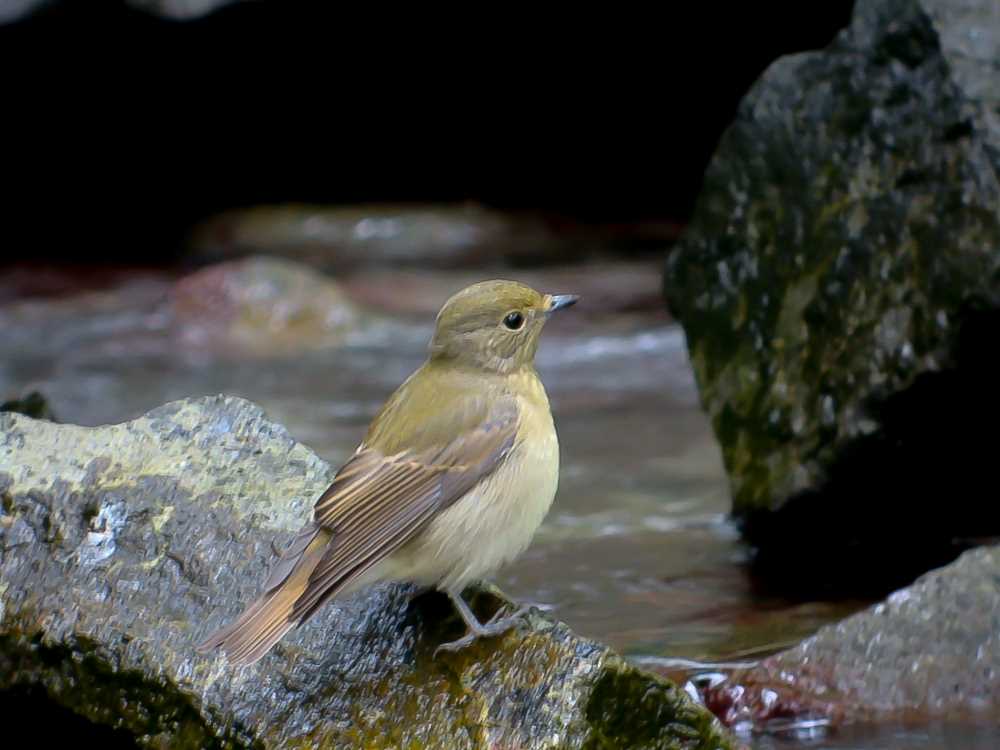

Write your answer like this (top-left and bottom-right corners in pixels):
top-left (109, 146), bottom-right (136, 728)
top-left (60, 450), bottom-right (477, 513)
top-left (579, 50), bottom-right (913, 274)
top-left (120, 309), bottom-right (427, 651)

top-left (745, 301), bottom-right (1000, 599)
top-left (1, 0), bottom-right (854, 265)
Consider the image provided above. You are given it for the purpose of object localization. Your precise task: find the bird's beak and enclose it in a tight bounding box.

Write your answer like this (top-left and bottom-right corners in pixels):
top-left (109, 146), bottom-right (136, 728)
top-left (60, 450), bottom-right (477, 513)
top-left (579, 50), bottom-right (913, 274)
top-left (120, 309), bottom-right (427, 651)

top-left (545, 294), bottom-right (579, 315)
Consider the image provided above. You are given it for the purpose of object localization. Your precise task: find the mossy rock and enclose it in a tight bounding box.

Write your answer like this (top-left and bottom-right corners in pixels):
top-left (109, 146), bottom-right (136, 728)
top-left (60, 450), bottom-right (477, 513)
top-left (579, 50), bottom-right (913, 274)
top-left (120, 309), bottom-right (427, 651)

top-left (0, 396), bottom-right (732, 749)
top-left (664, 0), bottom-right (1000, 593)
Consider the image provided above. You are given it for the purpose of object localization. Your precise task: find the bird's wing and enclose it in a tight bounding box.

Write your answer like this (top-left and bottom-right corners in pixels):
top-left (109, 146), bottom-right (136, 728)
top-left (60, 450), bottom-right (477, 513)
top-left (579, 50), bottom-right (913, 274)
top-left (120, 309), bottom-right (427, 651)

top-left (197, 371), bottom-right (522, 666)
top-left (288, 405), bottom-right (518, 620)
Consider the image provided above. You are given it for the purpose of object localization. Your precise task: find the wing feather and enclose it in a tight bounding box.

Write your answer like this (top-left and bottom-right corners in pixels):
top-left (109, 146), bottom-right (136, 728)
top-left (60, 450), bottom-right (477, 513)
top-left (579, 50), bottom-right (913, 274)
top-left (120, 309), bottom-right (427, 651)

top-left (290, 411), bottom-right (517, 620)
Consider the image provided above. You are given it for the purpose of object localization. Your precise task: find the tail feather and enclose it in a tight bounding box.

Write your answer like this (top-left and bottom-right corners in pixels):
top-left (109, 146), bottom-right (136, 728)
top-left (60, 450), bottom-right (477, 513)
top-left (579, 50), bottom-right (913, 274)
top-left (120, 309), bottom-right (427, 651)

top-left (196, 531), bottom-right (329, 666)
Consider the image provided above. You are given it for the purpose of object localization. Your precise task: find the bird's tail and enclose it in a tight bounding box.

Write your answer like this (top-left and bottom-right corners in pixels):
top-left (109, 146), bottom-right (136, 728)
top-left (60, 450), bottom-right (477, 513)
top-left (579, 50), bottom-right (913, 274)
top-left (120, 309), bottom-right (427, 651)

top-left (195, 526), bottom-right (330, 666)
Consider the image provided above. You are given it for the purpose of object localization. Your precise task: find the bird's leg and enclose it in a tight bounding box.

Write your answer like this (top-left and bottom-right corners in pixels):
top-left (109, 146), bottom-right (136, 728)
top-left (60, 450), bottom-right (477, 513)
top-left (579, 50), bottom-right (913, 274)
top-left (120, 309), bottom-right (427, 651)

top-left (434, 590), bottom-right (531, 656)
top-left (487, 602), bottom-right (533, 626)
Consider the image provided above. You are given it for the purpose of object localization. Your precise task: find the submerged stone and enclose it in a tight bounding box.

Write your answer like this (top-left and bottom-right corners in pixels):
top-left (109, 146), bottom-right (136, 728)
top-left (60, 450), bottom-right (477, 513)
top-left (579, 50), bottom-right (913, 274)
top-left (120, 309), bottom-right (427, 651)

top-left (664, 0), bottom-right (1000, 594)
top-left (0, 396), bottom-right (732, 749)
top-left (703, 545), bottom-right (1000, 728)
top-left (170, 256), bottom-right (362, 355)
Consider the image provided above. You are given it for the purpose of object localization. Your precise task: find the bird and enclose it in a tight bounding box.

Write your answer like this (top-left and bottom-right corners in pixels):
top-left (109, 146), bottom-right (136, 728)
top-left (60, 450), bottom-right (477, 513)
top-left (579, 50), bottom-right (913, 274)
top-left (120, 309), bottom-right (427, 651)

top-left (196, 279), bottom-right (578, 665)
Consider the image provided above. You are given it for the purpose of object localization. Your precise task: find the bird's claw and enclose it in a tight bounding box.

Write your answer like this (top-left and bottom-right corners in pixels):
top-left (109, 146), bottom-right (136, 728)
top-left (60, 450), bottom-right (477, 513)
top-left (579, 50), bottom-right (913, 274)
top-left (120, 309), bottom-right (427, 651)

top-left (434, 603), bottom-right (534, 657)
top-left (434, 633), bottom-right (478, 656)
top-left (487, 603), bottom-right (533, 626)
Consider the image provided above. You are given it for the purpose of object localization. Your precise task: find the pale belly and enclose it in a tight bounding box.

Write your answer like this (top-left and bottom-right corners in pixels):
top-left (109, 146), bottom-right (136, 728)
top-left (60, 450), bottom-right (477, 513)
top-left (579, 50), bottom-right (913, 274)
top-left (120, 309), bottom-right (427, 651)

top-left (378, 409), bottom-right (559, 592)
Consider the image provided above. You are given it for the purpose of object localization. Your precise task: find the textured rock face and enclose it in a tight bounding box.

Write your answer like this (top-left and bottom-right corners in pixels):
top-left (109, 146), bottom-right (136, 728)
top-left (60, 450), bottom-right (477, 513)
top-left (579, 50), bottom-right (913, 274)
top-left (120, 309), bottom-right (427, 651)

top-left (0, 396), bottom-right (732, 749)
top-left (663, 0), bottom-right (1000, 591)
top-left (666, 0), bottom-right (1000, 511)
top-left (705, 545), bottom-right (1000, 728)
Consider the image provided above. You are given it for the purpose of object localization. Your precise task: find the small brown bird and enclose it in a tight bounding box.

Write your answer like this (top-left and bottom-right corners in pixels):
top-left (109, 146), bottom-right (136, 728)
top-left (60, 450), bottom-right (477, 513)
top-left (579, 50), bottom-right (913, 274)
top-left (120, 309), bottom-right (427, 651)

top-left (196, 279), bottom-right (577, 665)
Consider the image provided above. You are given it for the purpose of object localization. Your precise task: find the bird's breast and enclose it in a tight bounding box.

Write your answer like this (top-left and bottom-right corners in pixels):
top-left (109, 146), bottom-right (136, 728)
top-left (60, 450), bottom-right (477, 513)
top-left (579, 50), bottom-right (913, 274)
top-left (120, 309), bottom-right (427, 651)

top-left (387, 378), bottom-right (560, 591)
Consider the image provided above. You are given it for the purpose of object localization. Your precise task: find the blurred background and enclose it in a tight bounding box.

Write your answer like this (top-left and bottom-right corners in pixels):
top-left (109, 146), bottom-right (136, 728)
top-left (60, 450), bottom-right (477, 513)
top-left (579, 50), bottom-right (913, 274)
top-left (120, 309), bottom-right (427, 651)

top-left (5, 2), bottom-right (999, 748)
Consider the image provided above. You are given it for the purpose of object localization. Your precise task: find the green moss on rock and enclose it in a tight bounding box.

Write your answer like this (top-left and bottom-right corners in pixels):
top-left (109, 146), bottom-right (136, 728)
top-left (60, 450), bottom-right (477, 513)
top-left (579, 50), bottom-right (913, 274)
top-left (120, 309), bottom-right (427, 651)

top-left (664, 0), bottom-right (1000, 515)
top-left (584, 659), bottom-right (730, 750)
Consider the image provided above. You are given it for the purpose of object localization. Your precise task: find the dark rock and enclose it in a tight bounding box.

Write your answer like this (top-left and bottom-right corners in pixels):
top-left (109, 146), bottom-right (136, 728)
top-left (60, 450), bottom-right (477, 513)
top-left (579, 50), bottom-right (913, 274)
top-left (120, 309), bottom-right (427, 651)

top-left (0, 396), bottom-right (733, 749)
top-left (702, 545), bottom-right (1000, 728)
top-left (664, 0), bottom-right (1000, 594)
top-left (0, 391), bottom-right (56, 421)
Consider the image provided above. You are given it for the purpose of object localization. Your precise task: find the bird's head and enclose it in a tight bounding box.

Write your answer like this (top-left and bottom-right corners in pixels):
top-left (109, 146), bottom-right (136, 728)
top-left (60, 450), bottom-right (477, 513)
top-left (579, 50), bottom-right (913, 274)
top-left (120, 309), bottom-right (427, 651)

top-left (429, 280), bottom-right (578, 374)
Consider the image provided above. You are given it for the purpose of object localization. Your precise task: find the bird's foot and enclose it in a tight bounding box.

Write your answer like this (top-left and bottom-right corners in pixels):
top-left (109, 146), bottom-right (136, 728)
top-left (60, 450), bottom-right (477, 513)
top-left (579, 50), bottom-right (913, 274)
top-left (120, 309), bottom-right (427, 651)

top-left (486, 603), bottom-right (533, 627)
top-left (434, 595), bottom-right (534, 656)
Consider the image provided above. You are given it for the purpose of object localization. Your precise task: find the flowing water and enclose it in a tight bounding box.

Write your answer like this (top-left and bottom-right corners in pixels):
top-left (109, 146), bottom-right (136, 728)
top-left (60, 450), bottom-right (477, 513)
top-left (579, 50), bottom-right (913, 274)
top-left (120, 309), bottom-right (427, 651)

top-left (751, 722), bottom-right (1000, 750)
top-left (1, 266), bottom-right (993, 748)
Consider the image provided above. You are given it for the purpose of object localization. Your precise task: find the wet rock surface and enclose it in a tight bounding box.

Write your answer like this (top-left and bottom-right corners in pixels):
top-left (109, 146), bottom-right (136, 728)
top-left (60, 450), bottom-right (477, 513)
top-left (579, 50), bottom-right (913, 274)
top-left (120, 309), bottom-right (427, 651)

top-left (664, 0), bottom-right (1000, 594)
top-left (0, 396), bottom-right (733, 749)
top-left (702, 545), bottom-right (1000, 729)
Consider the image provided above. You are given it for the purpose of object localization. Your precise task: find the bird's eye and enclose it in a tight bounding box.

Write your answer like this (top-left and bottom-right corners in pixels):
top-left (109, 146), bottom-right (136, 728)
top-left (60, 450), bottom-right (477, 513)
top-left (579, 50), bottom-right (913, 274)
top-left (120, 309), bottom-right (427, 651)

top-left (503, 311), bottom-right (525, 330)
